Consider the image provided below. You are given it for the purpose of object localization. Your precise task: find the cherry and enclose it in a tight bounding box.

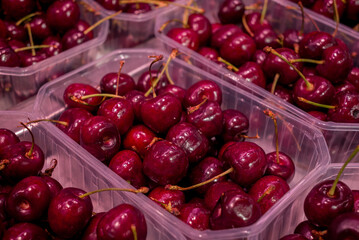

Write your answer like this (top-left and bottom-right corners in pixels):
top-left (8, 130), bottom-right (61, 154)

top-left (124, 90), bottom-right (148, 122)
top-left (148, 186), bottom-right (185, 210)
top-left (56, 107), bottom-right (93, 143)
top-left (311, 0), bottom-right (346, 19)
top-left (223, 141), bottom-right (267, 187)
top-left (198, 47), bottom-right (219, 61)
top-left (253, 27), bottom-right (280, 50)
top-left (243, 12), bottom-right (271, 33)
top-left (218, 0), bottom-right (245, 24)
top-left (136, 70), bottom-right (169, 93)
top-left (96, 203), bottom-right (147, 240)
top-left (126, 3), bottom-right (152, 14)
top-left (183, 79), bottom-right (222, 108)
top-left (0, 194), bottom-right (8, 222)
top-left (48, 187), bottom-right (93, 239)
top-left (299, 31), bottom-right (336, 59)
top-left (345, 0), bottom-right (359, 23)
top-left (221, 109), bottom-right (249, 142)
top-left (0, 47), bottom-right (20, 67)
top-left (0, 20), bottom-right (6, 39)
top-left (249, 175), bottom-right (290, 214)
top-left (29, 15), bottom-right (53, 41)
top-left (108, 150), bottom-right (146, 189)
top-left (0, 128), bottom-right (20, 153)
top-left (140, 93), bottom-right (182, 134)
top-left (157, 84), bottom-right (186, 104)
top-left (219, 31), bottom-right (256, 67)
top-left (266, 83), bottom-right (294, 103)
top-left (177, 203), bottom-right (210, 230)
top-left (63, 83), bottom-right (102, 112)
top-left (353, 190), bottom-right (359, 212)
top-left (346, 67), bottom-right (359, 91)
top-left (3, 222), bottom-right (49, 240)
top-left (122, 124), bottom-right (156, 158)
top-left (165, 122), bottom-right (209, 164)
top-left (74, 19), bottom-right (93, 40)
top-left (81, 212), bottom-right (105, 240)
top-left (41, 36), bottom-right (62, 57)
top-left (97, 97), bottom-right (134, 135)
top-left (252, 49), bottom-right (267, 67)
top-left (143, 140), bottom-right (188, 185)
top-left (166, 27), bottom-right (200, 51)
top-left (210, 24), bottom-right (242, 49)
top-left (282, 29), bottom-right (303, 50)
top-left (327, 212), bottom-right (359, 239)
top-left (46, 0), bottom-right (80, 33)
top-left (210, 189), bottom-right (261, 229)
top-left (279, 234), bottom-right (308, 240)
top-left (265, 151), bottom-right (295, 182)
top-left (308, 110), bottom-right (328, 121)
top-left (6, 176), bottom-right (51, 222)
top-left (327, 91), bottom-right (359, 123)
top-left (80, 116), bottom-right (120, 162)
top-left (294, 220), bottom-right (328, 240)
top-left (1, 0), bottom-right (35, 21)
top-left (61, 28), bottom-right (90, 50)
top-left (188, 13), bottom-right (212, 46)
top-left (235, 61), bottom-right (266, 88)
top-left (100, 72), bottom-right (135, 95)
top-left (18, 51), bottom-right (47, 67)
top-left (40, 175), bottom-right (63, 200)
top-left (4, 21), bottom-right (26, 42)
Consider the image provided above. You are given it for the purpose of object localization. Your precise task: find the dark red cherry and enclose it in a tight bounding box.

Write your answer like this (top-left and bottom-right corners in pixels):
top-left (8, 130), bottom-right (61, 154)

top-left (166, 27), bottom-right (200, 51)
top-left (210, 24), bottom-right (242, 49)
top-left (41, 36), bottom-right (62, 57)
top-left (221, 109), bottom-right (249, 142)
top-left (3, 222), bottom-right (49, 240)
top-left (304, 180), bottom-right (354, 227)
top-left (136, 70), bottom-right (169, 93)
top-left (177, 203), bottom-right (210, 231)
top-left (157, 86), bottom-right (186, 105)
top-left (124, 90), bottom-right (147, 122)
top-left (299, 31), bottom-right (336, 59)
top-left (97, 98), bottom-right (134, 135)
top-left (4, 21), bottom-right (26, 42)
top-left (74, 19), bottom-right (93, 40)
top-left (122, 124), bottom-right (156, 158)
top-left (248, 175), bottom-right (290, 214)
top-left (252, 49), bottom-right (267, 67)
top-left (0, 128), bottom-right (19, 153)
top-left (6, 176), bottom-right (51, 222)
top-left (0, 20), bottom-right (6, 39)
top-left (279, 234), bottom-right (308, 240)
top-left (244, 12), bottom-right (271, 33)
top-left (266, 83), bottom-right (294, 103)
top-left (140, 93), bottom-right (182, 134)
top-left (96, 0), bottom-right (125, 11)
top-left (46, 0), bottom-right (80, 33)
top-left (282, 29), bottom-right (303, 50)
top-left (327, 212), bottom-right (359, 240)
top-left (29, 15), bottom-right (52, 41)
top-left (220, 31), bottom-right (256, 67)
top-left (235, 61), bottom-right (266, 88)
top-left (198, 47), bottom-right (219, 61)
top-left (311, 0), bottom-right (346, 19)
top-left (1, 0), bottom-right (35, 20)
top-left (353, 190), bottom-right (359, 212)
top-left (345, 0), bottom-right (359, 22)
top-left (294, 220), bottom-right (328, 240)
top-left (108, 150), bottom-right (146, 189)
top-left (80, 116), bottom-right (121, 162)
top-left (148, 186), bottom-right (185, 209)
top-left (40, 175), bottom-right (63, 200)
top-left (143, 140), bottom-right (188, 185)
top-left (0, 47), bottom-right (20, 67)
top-left (184, 79), bottom-right (222, 108)
top-left (96, 204), bottom-right (147, 240)
top-left (253, 27), bottom-right (280, 50)
top-left (81, 212), bottom-right (105, 240)
top-left (166, 122), bottom-right (209, 164)
top-left (188, 13), bottom-right (212, 46)
top-left (63, 83), bottom-right (102, 112)
top-left (100, 72), bottom-right (135, 95)
top-left (48, 187), bottom-right (93, 239)
top-left (223, 141), bottom-right (267, 187)
top-left (56, 107), bottom-right (93, 143)
top-left (126, 3), bottom-right (152, 14)
top-left (335, 81), bottom-right (358, 96)
top-left (210, 189), bottom-right (261, 229)
top-left (218, 0), bottom-right (245, 24)
top-left (347, 67), bottom-right (359, 92)
top-left (290, 0), bottom-right (316, 7)
top-left (265, 151), bottom-right (295, 182)
top-left (308, 110), bottom-right (328, 121)
top-left (61, 28), bottom-right (89, 50)
top-left (18, 51), bottom-right (47, 67)
top-left (327, 91), bottom-right (359, 123)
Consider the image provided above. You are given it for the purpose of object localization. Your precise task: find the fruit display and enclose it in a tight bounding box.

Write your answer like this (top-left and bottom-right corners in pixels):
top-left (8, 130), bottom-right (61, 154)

top-left (154, 0), bottom-right (359, 163)
top-left (0, 111), bottom-right (185, 239)
top-left (0, 0), bottom-right (109, 110)
top-left (33, 49), bottom-right (329, 239)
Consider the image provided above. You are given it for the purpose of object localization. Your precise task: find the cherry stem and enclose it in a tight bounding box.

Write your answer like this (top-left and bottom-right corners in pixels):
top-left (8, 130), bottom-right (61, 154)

top-left (84, 10), bottom-right (122, 35)
top-left (116, 61), bottom-right (125, 96)
top-left (182, 0), bottom-right (194, 26)
top-left (297, 2), bottom-right (305, 35)
top-left (148, 54), bottom-right (164, 96)
top-left (131, 225), bottom-right (138, 240)
top-left (245, 2), bottom-right (262, 10)
top-left (217, 57), bottom-right (239, 72)
top-left (149, 197), bottom-right (180, 215)
top-left (257, 185), bottom-right (276, 203)
top-left (145, 49), bottom-right (178, 97)
top-left (41, 159), bottom-right (58, 177)
top-left (118, 0), bottom-right (204, 13)
top-left (158, 19), bottom-right (185, 33)
top-left (187, 96), bottom-right (208, 114)
top-left (24, 119), bottom-right (68, 127)
top-left (289, 58), bottom-right (324, 64)
top-left (145, 137), bottom-right (162, 149)
top-left (276, 34), bottom-right (284, 47)
top-left (260, 0), bottom-right (268, 24)
top-left (332, 0), bottom-right (339, 37)
top-left (271, 73), bottom-right (280, 94)
top-left (14, 45), bottom-right (54, 53)
top-left (79, 186), bottom-right (149, 199)
top-left (264, 46), bottom-right (314, 91)
top-left (0, 159), bottom-right (10, 171)
top-left (239, 131), bottom-right (260, 139)
top-left (165, 67), bottom-right (175, 85)
top-left (20, 122), bottom-right (35, 159)
top-left (25, 24), bottom-right (35, 56)
top-left (242, 14), bottom-right (254, 37)
top-left (297, 97), bottom-right (336, 109)
top-left (16, 12), bottom-right (42, 26)
top-left (81, 93), bottom-right (124, 100)
top-left (165, 168), bottom-right (234, 191)
top-left (264, 109), bottom-right (280, 163)
top-left (328, 145), bottom-right (359, 197)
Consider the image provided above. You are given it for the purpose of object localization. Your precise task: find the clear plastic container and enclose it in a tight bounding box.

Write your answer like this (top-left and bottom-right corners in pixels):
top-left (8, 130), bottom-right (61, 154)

top-left (0, 110), bottom-right (185, 240)
top-left (82, 0), bottom-right (184, 54)
top-left (34, 48), bottom-right (330, 240)
top-left (276, 163), bottom-right (359, 239)
top-left (154, 0), bottom-right (359, 163)
top-left (0, 3), bottom-right (109, 110)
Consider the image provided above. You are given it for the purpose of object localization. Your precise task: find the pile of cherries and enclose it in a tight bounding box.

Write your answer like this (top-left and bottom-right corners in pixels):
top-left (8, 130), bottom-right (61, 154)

top-left (163, 0), bottom-right (359, 123)
top-left (280, 145), bottom-right (359, 240)
top-left (54, 54), bottom-right (296, 231)
top-left (95, 0), bottom-right (175, 14)
top-left (289, 0), bottom-right (359, 28)
top-left (0, 0), bottom-right (96, 67)
top-left (0, 127), bottom-right (148, 239)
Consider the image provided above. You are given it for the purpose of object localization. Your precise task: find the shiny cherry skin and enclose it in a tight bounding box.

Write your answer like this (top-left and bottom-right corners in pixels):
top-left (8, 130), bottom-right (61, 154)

top-left (210, 189), bottom-right (261, 229)
top-left (80, 116), bottom-right (121, 162)
top-left (122, 124), bottom-right (156, 158)
top-left (265, 151), bottom-right (295, 182)
top-left (327, 91), bottom-right (359, 123)
top-left (221, 109), bottom-right (249, 142)
top-left (218, 0), bottom-right (245, 24)
top-left (346, 67), bottom-right (359, 91)
top-left (143, 140), bottom-right (188, 185)
top-left (29, 15), bottom-right (53, 41)
top-left (352, 189), bottom-right (359, 212)
top-left (188, 13), bottom-right (212, 46)
top-left (223, 141), bottom-right (267, 187)
top-left (63, 83), bottom-right (102, 112)
top-left (282, 29), bottom-right (303, 50)
top-left (74, 19), bottom-right (93, 39)
top-left (335, 81), bottom-right (358, 97)
top-left (177, 203), bottom-right (210, 231)
top-left (56, 107), bottom-right (93, 143)
top-left (166, 27), bottom-right (200, 51)
top-left (252, 49), bottom-right (267, 67)
top-left (97, 204), bottom-right (147, 240)
top-left (100, 72), bottom-right (135, 95)
top-left (108, 150), bottom-right (146, 189)
top-left (4, 21), bottom-right (26, 42)
top-left (184, 79), bottom-right (222, 108)
top-left (61, 28), bottom-right (90, 50)
top-left (148, 186), bottom-right (185, 209)
top-left (294, 220), bottom-right (328, 240)
top-left (18, 51), bottom-right (47, 67)
top-left (0, 128), bottom-right (19, 153)
top-left (41, 36), bottom-right (62, 57)
top-left (126, 3), bottom-right (152, 14)
top-left (136, 70), bottom-right (169, 93)
top-left (304, 180), bottom-right (354, 227)
top-left (253, 26), bottom-right (280, 50)
top-left (3, 222), bottom-right (49, 240)
top-left (140, 93), bottom-right (182, 134)
top-left (40, 175), bottom-right (63, 200)
top-left (210, 24), bottom-right (242, 49)
top-left (124, 90), bottom-right (147, 122)
top-left (266, 83), bottom-right (294, 103)
top-left (235, 61), bottom-right (266, 88)
top-left (1, 0), bottom-right (35, 21)
top-left (299, 31), bottom-right (336, 59)
top-left (81, 212), bottom-right (105, 240)
top-left (308, 110), bottom-right (328, 121)
top-left (166, 122), bottom-right (209, 164)
top-left (244, 12), bottom-right (271, 33)
top-left (327, 212), bottom-right (359, 240)
top-left (311, 0), bottom-right (346, 19)
top-left (157, 84), bottom-right (186, 104)
top-left (46, 0), bottom-right (80, 33)
top-left (198, 47), bottom-right (219, 61)
top-left (0, 47), bottom-right (20, 67)
top-left (248, 175), bottom-right (290, 214)
top-left (48, 187), bottom-right (93, 239)
top-left (6, 176), bottom-right (51, 222)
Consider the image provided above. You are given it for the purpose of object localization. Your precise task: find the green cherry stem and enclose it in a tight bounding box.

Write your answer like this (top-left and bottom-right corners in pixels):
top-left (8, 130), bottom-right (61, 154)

top-left (25, 24), bottom-right (35, 56)
top-left (328, 145), bottom-right (359, 197)
top-left (116, 61), bottom-right (125, 96)
top-left (24, 119), bottom-right (68, 127)
top-left (289, 58), bottom-right (324, 64)
top-left (131, 225), bottom-right (138, 240)
top-left (297, 97), bottom-right (336, 109)
top-left (79, 187), bottom-right (149, 199)
top-left (80, 93), bottom-right (125, 100)
top-left (118, 0), bottom-right (204, 13)
top-left (84, 10), bottom-right (123, 35)
top-left (217, 57), bottom-right (239, 72)
top-left (16, 12), bottom-right (42, 26)
top-left (332, 0), bottom-right (339, 37)
top-left (260, 0), bottom-right (268, 24)
top-left (20, 122), bottom-right (35, 159)
top-left (271, 73), bottom-right (280, 94)
top-left (14, 45), bottom-right (54, 53)
top-left (242, 14), bottom-right (254, 37)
